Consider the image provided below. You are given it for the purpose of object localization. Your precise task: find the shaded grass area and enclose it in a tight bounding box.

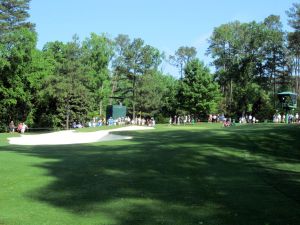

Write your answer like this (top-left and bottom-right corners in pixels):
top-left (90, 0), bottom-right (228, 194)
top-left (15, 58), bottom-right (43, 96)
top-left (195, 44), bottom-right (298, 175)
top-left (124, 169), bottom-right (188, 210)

top-left (0, 124), bottom-right (299, 225)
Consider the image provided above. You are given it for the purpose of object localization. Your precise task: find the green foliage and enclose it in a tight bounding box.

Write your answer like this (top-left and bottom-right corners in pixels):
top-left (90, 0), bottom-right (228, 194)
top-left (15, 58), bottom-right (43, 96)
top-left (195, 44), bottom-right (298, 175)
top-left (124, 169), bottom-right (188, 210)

top-left (159, 75), bottom-right (179, 116)
top-left (169, 46), bottom-right (197, 78)
top-left (0, 28), bottom-right (37, 130)
top-left (286, 3), bottom-right (300, 96)
top-left (82, 33), bottom-right (114, 116)
top-left (1, 1), bottom-right (300, 130)
top-left (233, 83), bottom-right (274, 120)
top-left (178, 59), bottom-right (222, 117)
top-left (136, 71), bottom-right (174, 116)
top-left (286, 3), bottom-right (300, 31)
top-left (207, 18), bottom-right (290, 117)
top-left (0, 0), bottom-right (34, 32)
top-left (112, 35), bottom-right (163, 118)
top-left (37, 37), bottom-right (93, 128)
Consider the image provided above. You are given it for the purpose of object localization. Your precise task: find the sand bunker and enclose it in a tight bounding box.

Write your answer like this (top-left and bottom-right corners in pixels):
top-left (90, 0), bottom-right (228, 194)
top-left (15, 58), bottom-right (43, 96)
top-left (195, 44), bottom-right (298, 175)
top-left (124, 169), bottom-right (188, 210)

top-left (8, 126), bottom-right (154, 146)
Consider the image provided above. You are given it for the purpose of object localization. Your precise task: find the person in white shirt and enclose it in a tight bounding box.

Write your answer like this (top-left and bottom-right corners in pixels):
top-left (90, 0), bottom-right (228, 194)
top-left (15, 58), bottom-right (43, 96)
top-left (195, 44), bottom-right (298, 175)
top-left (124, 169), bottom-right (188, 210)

top-left (21, 123), bottom-right (28, 133)
top-left (248, 115), bottom-right (252, 123)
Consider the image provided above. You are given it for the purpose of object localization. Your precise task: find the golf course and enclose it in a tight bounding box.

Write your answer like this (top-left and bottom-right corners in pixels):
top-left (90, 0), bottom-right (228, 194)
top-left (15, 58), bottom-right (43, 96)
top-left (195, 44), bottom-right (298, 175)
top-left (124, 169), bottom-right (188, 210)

top-left (0, 123), bottom-right (299, 225)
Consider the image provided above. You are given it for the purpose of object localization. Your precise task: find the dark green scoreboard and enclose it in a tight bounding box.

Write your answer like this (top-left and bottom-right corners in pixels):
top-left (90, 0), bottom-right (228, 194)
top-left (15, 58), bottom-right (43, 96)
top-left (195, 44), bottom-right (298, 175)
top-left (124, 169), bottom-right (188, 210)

top-left (106, 105), bottom-right (127, 120)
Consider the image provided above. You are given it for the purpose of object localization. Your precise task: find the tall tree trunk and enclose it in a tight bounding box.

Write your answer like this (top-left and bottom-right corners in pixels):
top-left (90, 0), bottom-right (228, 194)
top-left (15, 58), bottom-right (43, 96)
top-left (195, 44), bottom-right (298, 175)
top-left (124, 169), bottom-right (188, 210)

top-left (273, 74), bottom-right (276, 108)
top-left (180, 63), bottom-right (183, 80)
top-left (296, 56), bottom-right (300, 94)
top-left (110, 75), bottom-right (118, 105)
top-left (66, 113), bottom-right (69, 130)
top-left (99, 84), bottom-right (104, 115)
top-left (229, 78), bottom-right (233, 112)
top-left (66, 102), bottom-right (70, 130)
top-left (132, 75), bottom-right (136, 120)
top-left (99, 101), bottom-right (102, 116)
top-left (272, 55), bottom-right (276, 108)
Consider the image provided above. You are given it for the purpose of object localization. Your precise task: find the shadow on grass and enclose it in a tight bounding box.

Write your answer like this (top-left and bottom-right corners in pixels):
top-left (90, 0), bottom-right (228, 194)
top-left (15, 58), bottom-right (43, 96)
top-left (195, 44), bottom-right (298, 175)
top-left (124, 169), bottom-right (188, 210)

top-left (1, 124), bottom-right (300, 225)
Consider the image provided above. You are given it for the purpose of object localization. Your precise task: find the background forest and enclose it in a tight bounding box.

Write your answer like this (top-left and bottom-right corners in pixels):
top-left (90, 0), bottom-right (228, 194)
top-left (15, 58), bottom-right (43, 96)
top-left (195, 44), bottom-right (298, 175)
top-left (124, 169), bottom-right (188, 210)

top-left (1, 0), bottom-right (300, 131)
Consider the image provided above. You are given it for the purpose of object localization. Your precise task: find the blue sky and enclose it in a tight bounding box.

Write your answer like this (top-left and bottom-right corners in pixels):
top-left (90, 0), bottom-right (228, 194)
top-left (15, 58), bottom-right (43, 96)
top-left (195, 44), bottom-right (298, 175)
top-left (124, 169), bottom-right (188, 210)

top-left (29, 0), bottom-right (296, 77)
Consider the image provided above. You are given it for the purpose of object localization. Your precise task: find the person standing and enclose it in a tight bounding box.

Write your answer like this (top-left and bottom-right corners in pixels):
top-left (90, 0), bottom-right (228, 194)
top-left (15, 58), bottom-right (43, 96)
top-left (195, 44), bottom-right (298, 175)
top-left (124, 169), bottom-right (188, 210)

top-left (9, 121), bottom-right (15, 133)
top-left (278, 114), bottom-right (281, 123)
top-left (249, 114), bottom-right (253, 123)
top-left (17, 122), bottom-right (22, 133)
top-left (174, 115), bottom-right (177, 125)
top-left (169, 116), bottom-right (172, 126)
top-left (21, 123), bottom-right (28, 134)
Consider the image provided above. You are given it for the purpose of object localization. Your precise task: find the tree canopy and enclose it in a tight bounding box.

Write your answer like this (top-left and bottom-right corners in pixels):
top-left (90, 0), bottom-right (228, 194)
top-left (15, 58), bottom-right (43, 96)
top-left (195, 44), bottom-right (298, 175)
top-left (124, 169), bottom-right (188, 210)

top-left (0, 0), bottom-right (299, 131)
top-left (177, 59), bottom-right (221, 117)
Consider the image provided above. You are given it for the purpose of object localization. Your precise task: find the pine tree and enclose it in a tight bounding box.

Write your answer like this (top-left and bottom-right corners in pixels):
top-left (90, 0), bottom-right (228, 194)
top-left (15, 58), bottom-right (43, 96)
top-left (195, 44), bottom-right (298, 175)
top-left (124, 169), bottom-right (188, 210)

top-left (287, 3), bottom-right (300, 94)
top-left (0, 0), bottom-right (34, 33)
top-left (178, 59), bottom-right (222, 118)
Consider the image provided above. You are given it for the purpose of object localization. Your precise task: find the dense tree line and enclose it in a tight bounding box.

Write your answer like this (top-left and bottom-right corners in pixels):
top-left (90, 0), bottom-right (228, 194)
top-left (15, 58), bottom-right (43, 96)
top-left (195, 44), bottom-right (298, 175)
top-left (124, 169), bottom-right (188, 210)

top-left (0, 0), bottom-right (299, 131)
top-left (208, 15), bottom-right (292, 118)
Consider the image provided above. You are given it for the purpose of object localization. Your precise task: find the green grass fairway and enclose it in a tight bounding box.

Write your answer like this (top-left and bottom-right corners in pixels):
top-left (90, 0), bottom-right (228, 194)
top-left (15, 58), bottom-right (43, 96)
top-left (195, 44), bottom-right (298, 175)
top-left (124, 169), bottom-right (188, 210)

top-left (0, 124), bottom-right (299, 225)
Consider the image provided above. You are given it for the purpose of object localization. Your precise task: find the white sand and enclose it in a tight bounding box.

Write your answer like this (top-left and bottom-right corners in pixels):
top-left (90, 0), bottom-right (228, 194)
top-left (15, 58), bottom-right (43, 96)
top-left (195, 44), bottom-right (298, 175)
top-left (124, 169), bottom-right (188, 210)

top-left (8, 126), bottom-right (154, 146)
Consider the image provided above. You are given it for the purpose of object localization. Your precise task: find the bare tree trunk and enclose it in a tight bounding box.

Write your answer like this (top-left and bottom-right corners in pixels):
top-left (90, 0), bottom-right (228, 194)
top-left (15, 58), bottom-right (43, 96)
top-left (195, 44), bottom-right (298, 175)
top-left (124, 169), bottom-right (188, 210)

top-left (295, 56), bottom-right (300, 94)
top-left (271, 55), bottom-right (276, 108)
top-left (110, 75), bottom-right (118, 105)
top-left (180, 63), bottom-right (183, 80)
top-left (99, 101), bottom-right (102, 116)
top-left (132, 75), bottom-right (136, 120)
top-left (273, 74), bottom-right (276, 108)
top-left (229, 78), bottom-right (233, 111)
top-left (99, 84), bottom-right (104, 115)
top-left (66, 113), bottom-right (69, 130)
top-left (296, 57), bottom-right (298, 93)
top-left (66, 102), bottom-right (70, 130)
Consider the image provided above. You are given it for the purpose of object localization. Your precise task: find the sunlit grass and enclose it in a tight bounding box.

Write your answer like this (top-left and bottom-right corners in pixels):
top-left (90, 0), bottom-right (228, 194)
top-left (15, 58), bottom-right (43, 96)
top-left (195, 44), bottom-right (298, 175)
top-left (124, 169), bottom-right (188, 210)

top-left (0, 123), bottom-right (299, 225)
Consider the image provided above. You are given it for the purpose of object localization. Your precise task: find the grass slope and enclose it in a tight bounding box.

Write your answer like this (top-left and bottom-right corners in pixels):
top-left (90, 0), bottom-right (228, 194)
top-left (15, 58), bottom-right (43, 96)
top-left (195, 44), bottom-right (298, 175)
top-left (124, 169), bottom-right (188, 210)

top-left (0, 124), bottom-right (299, 225)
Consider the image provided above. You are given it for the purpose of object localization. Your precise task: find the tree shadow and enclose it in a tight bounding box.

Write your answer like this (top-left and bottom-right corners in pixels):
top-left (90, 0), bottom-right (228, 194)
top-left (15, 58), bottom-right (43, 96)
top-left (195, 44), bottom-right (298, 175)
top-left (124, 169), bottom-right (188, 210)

top-left (1, 125), bottom-right (300, 224)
